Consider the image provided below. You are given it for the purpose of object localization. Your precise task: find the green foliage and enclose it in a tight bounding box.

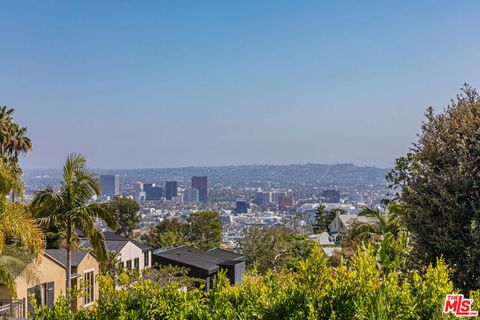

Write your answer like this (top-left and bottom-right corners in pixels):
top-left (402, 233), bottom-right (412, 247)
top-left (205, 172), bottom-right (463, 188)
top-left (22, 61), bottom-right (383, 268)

top-left (110, 196), bottom-right (141, 238)
top-left (185, 211), bottom-right (222, 250)
top-left (143, 212), bottom-right (222, 250)
top-left (237, 226), bottom-right (314, 273)
top-left (0, 107), bottom-right (43, 297)
top-left (38, 244), bottom-right (456, 319)
top-left (387, 84), bottom-right (480, 292)
top-left (31, 153), bottom-right (118, 288)
top-left (143, 218), bottom-right (186, 248)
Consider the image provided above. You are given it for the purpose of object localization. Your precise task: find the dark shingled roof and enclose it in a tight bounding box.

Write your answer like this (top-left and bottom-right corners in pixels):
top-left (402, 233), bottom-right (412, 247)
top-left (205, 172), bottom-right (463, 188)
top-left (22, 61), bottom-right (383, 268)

top-left (44, 249), bottom-right (90, 267)
top-left (131, 240), bottom-right (152, 252)
top-left (207, 248), bottom-right (245, 262)
top-left (102, 231), bottom-right (127, 241)
top-left (153, 246), bottom-right (222, 273)
top-left (105, 240), bottom-right (129, 252)
top-left (153, 246), bottom-right (245, 274)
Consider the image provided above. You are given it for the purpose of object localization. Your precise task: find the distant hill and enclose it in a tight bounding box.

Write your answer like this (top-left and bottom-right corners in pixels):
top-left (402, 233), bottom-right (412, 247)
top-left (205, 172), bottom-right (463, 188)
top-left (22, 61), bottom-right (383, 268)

top-left (24, 163), bottom-right (389, 189)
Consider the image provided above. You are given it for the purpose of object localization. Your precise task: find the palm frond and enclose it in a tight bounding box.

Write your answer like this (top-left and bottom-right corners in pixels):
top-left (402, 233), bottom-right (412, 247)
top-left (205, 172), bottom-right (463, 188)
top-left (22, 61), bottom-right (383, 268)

top-left (0, 202), bottom-right (45, 260)
top-left (0, 264), bottom-right (16, 297)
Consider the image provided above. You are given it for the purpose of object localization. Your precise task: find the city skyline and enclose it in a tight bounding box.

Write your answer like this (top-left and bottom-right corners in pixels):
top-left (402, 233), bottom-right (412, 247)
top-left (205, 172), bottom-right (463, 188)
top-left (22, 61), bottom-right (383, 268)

top-left (1, 1), bottom-right (480, 169)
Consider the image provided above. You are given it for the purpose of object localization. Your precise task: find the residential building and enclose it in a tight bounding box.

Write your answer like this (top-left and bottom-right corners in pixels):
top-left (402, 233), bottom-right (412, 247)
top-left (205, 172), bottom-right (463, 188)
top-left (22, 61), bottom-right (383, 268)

top-left (328, 212), bottom-right (376, 233)
top-left (191, 176), bottom-right (208, 202)
top-left (100, 174), bottom-right (120, 196)
top-left (0, 252), bottom-right (66, 318)
top-left (0, 248), bottom-right (100, 318)
top-left (44, 249), bottom-right (100, 311)
top-left (152, 246), bottom-right (245, 290)
top-left (81, 231), bottom-right (152, 271)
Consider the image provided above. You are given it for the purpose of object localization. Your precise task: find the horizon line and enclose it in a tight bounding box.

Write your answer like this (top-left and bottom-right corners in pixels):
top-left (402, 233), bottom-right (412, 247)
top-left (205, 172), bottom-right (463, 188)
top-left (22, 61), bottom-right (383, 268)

top-left (22, 162), bottom-right (391, 171)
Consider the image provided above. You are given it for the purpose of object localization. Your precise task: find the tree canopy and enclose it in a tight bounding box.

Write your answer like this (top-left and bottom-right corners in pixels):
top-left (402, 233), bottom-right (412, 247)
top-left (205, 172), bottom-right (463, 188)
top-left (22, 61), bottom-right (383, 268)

top-left (387, 84), bottom-right (480, 292)
top-left (110, 196), bottom-right (141, 238)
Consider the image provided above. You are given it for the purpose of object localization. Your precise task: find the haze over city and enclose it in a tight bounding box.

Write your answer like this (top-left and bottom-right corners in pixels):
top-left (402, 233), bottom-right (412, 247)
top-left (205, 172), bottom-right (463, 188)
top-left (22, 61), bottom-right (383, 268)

top-left (1, 1), bottom-right (480, 169)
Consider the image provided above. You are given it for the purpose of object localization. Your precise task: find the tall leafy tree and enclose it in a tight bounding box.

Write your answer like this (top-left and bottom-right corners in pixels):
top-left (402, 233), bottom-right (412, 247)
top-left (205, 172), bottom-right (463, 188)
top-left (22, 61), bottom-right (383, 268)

top-left (142, 218), bottom-right (186, 248)
top-left (387, 84), bottom-right (480, 292)
top-left (237, 226), bottom-right (313, 273)
top-left (312, 205), bottom-right (342, 233)
top-left (31, 153), bottom-right (117, 289)
top-left (185, 211), bottom-right (222, 250)
top-left (110, 196), bottom-right (141, 238)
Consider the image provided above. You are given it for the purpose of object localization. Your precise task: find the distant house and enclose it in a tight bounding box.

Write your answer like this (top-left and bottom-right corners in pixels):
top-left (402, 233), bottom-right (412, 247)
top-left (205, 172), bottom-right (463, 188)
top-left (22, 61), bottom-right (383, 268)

top-left (309, 232), bottom-right (337, 246)
top-left (81, 231), bottom-right (152, 271)
top-left (152, 246), bottom-right (245, 290)
top-left (328, 213), bottom-right (377, 233)
top-left (44, 249), bottom-right (99, 311)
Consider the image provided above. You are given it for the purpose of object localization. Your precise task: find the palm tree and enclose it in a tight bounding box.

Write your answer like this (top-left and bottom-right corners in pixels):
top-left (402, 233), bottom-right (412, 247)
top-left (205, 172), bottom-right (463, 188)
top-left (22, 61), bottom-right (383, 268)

top-left (8, 123), bottom-right (32, 161)
top-left (0, 106), bottom-right (15, 158)
top-left (7, 123), bottom-right (32, 201)
top-left (348, 205), bottom-right (404, 241)
top-left (0, 161), bottom-right (44, 296)
top-left (31, 153), bottom-right (117, 289)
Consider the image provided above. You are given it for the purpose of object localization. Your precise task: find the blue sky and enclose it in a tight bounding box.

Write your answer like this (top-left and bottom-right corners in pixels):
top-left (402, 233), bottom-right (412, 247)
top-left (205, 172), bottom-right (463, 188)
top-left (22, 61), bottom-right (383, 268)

top-left (1, 1), bottom-right (479, 169)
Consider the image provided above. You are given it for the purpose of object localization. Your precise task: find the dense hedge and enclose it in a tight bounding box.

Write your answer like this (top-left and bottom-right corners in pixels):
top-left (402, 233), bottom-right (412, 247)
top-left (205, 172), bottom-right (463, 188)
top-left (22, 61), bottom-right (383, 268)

top-left (34, 246), bottom-right (459, 320)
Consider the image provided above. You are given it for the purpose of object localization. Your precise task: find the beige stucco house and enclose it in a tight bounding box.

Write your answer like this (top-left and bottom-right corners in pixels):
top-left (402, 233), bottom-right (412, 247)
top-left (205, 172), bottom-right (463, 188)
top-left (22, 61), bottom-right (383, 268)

top-left (0, 252), bottom-right (66, 318)
top-left (0, 248), bottom-right (100, 318)
top-left (44, 249), bottom-right (100, 311)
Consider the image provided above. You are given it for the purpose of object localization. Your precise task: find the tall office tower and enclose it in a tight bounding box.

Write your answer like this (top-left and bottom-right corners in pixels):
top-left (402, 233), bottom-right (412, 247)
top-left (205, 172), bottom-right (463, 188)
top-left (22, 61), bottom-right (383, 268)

top-left (165, 181), bottom-right (178, 200)
top-left (278, 196), bottom-right (295, 208)
top-left (183, 188), bottom-right (200, 203)
top-left (322, 189), bottom-right (341, 203)
top-left (235, 199), bottom-right (249, 214)
top-left (191, 176), bottom-right (208, 202)
top-left (272, 191), bottom-right (287, 204)
top-left (144, 183), bottom-right (163, 201)
top-left (254, 192), bottom-right (264, 204)
top-left (100, 174), bottom-right (120, 196)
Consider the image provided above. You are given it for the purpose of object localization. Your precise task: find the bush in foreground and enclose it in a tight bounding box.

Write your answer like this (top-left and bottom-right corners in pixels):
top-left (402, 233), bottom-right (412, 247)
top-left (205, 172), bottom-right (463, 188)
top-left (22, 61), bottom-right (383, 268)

top-left (35, 245), bottom-right (456, 320)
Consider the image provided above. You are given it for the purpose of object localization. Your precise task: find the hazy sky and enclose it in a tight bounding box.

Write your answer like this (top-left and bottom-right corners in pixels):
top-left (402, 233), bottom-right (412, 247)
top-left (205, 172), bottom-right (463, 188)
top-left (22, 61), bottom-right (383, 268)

top-left (1, 1), bottom-right (479, 169)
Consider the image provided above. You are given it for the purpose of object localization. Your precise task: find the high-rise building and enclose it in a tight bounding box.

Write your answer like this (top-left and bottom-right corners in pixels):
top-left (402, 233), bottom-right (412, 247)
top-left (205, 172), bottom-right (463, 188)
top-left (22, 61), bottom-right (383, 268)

top-left (322, 189), bottom-right (341, 203)
top-left (100, 174), bottom-right (120, 196)
top-left (144, 183), bottom-right (163, 201)
top-left (272, 191), bottom-right (288, 204)
top-left (165, 181), bottom-right (178, 200)
top-left (278, 196), bottom-right (295, 208)
top-left (191, 176), bottom-right (208, 202)
top-left (183, 188), bottom-right (200, 203)
top-left (255, 191), bottom-right (272, 204)
top-left (235, 199), bottom-right (249, 214)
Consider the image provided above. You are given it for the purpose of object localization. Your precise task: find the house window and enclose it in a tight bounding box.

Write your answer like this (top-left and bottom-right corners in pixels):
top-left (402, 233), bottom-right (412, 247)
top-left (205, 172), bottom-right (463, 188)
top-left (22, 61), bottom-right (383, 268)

top-left (134, 258), bottom-right (139, 270)
top-left (119, 261), bottom-right (125, 269)
top-left (27, 282), bottom-right (54, 314)
top-left (144, 251), bottom-right (149, 267)
top-left (126, 260), bottom-right (132, 269)
top-left (83, 271), bottom-right (95, 305)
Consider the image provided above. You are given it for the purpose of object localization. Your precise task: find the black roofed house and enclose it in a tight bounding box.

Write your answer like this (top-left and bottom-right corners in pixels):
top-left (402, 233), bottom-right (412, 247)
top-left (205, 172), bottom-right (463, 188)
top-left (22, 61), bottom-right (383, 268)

top-left (152, 246), bottom-right (245, 290)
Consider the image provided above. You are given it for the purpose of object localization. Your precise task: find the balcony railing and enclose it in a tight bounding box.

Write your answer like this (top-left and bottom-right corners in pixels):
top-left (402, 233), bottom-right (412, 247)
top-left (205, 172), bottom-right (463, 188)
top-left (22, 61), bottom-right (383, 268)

top-left (0, 299), bottom-right (24, 319)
